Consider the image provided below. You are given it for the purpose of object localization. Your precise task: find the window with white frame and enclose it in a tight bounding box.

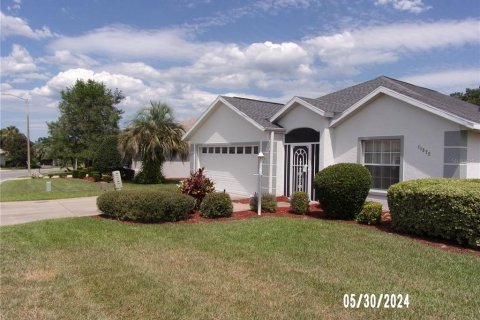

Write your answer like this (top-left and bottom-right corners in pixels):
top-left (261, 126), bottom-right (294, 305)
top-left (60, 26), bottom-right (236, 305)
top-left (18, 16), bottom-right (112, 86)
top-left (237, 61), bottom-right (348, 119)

top-left (362, 139), bottom-right (401, 190)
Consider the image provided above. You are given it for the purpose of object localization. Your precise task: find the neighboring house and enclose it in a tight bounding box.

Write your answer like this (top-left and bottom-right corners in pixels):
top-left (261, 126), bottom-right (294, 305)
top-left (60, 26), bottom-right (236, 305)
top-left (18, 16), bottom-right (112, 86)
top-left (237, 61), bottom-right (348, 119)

top-left (183, 76), bottom-right (480, 201)
top-left (130, 118), bottom-right (195, 179)
top-left (131, 156), bottom-right (190, 179)
top-left (0, 149), bottom-right (6, 167)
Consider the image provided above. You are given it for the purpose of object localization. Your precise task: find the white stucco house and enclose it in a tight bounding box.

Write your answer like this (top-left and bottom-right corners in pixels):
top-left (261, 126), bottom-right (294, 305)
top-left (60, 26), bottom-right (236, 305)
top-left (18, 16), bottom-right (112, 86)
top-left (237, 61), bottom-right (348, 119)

top-left (183, 76), bottom-right (480, 200)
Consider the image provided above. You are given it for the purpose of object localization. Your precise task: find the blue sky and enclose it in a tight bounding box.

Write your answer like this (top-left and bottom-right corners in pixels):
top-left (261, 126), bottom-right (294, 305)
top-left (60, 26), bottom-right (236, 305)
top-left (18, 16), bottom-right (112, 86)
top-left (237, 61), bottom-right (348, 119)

top-left (1, 0), bottom-right (479, 140)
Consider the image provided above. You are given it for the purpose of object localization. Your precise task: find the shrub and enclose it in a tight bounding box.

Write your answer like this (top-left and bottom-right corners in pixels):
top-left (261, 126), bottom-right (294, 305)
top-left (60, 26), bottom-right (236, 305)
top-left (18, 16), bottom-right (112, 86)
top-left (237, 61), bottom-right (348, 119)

top-left (93, 135), bottom-right (123, 174)
top-left (249, 193), bottom-right (277, 213)
top-left (119, 167), bottom-right (135, 181)
top-left (291, 191), bottom-right (309, 214)
top-left (200, 192), bottom-right (233, 218)
top-left (356, 201), bottom-right (382, 225)
top-left (72, 170), bottom-right (80, 178)
top-left (133, 161), bottom-right (164, 184)
top-left (91, 171), bottom-right (101, 182)
top-left (388, 178), bottom-right (480, 248)
top-left (97, 190), bottom-right (195, 222)
top-left (78, 169), bottom-right (87, 179)
top-left (178, 168), bottom-right (215, 209)
top-left (313, 163), bottom-right (371, 220)
top-left (102, 174), bottom-right (112, 183)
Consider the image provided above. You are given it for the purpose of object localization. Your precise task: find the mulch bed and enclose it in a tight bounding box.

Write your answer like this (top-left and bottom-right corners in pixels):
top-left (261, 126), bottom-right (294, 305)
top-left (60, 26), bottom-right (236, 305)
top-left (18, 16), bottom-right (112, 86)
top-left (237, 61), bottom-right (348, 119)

top-left (232, 196), bottom-right (289, 204)
top-left (95, 203), bottom-right (479, 257)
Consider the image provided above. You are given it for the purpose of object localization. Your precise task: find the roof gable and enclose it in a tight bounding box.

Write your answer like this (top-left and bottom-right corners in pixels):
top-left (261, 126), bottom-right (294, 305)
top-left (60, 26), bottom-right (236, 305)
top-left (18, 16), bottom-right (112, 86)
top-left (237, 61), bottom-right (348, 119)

top-left (330, 86), bottom-right (480, 129)
top-left (182, 96), bottom-right (284, 141)
top-left (307, 76), bottom-right (480, 125)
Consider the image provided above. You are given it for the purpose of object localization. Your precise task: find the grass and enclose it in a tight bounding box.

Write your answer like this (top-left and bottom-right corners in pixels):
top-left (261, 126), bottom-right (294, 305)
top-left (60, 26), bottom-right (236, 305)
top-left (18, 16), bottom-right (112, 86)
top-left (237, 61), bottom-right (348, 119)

top-left (0, 178), bottom-right (179, 202)
top-left (1, 217), bottom-right (479, 319)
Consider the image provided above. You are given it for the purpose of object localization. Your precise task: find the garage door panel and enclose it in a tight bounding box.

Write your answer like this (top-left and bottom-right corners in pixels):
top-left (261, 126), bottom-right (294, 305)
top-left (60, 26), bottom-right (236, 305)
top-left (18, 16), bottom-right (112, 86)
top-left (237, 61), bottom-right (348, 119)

top-left (201, 154), bottom-right (257, 196)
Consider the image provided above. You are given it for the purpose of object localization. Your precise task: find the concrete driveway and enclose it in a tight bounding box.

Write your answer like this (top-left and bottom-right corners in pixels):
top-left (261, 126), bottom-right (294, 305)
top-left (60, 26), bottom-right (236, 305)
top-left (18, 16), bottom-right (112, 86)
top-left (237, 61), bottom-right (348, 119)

top-left (0, 197), bottom-right (99, 226)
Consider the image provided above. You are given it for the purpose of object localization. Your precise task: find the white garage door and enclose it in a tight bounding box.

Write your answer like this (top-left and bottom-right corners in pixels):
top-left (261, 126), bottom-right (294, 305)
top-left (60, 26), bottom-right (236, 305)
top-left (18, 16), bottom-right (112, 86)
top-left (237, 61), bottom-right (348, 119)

top-left (200, 145), bottom-right (259, 196)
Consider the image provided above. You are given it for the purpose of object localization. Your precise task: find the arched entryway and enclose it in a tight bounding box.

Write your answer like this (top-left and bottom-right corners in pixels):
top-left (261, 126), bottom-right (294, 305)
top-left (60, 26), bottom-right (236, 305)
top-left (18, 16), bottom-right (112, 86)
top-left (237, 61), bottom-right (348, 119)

top-left (284, 128), bottom-right (320, 200)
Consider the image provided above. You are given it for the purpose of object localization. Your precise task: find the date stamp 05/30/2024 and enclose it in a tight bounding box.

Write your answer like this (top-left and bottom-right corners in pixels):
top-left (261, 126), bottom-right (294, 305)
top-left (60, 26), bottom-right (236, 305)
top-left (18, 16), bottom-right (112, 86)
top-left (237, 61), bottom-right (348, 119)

top-left (343, 293), bottom-right (410, 309)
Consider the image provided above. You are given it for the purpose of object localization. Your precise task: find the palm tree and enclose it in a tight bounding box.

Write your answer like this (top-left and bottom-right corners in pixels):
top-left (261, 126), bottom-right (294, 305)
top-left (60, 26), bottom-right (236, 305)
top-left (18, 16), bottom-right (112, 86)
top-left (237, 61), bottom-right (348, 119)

top-left (119, 102), bottom-right (189, 183)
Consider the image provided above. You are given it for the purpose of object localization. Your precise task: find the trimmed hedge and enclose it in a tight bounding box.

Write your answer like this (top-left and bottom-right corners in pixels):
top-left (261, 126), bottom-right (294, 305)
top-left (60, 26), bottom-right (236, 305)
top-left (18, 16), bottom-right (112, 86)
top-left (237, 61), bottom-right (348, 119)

top-left (314, 163), bottom-right (371, 220)
top-left (200, 192), bottom-right (233, 218)
top-left (97, 190), bottom-right (195, 222)
top-left (250, 193), bottom-right (277, 213)
top-left (291, 191), bottom-right (309, 215)
top-left (388, 178), bottom-right (480, 248)
top-left (356, 201), bottom-right (382, 225)
top-left (102, 174), bottom-right (112, 183)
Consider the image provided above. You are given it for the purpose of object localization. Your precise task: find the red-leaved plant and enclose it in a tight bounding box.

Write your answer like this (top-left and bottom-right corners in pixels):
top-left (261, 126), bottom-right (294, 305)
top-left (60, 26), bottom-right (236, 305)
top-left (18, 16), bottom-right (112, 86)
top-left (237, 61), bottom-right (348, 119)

top-left (178, 167), bottom-right (215, 209)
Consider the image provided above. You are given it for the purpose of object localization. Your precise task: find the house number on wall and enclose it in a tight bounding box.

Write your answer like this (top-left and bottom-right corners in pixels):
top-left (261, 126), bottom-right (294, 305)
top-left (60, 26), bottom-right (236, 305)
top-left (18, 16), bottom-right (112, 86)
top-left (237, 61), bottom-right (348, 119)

top-left (417, 145), bottom-right (431, 157)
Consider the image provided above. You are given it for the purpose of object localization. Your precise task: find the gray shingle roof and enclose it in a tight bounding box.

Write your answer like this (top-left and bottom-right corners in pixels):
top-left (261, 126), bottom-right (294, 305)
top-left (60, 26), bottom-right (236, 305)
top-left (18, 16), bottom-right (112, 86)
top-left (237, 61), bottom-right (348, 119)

top-left (221, 96), bottom-right (284, 129)
top-left (301, 76), bottom-right (480, 123)
top-left (221, 76), bottom-right (479, 129)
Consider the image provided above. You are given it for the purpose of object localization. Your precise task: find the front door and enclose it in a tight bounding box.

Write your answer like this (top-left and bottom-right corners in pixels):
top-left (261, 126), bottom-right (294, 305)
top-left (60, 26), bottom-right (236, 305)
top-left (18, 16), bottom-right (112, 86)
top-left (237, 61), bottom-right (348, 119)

top-left (291, 145), bottom-right (310, 194)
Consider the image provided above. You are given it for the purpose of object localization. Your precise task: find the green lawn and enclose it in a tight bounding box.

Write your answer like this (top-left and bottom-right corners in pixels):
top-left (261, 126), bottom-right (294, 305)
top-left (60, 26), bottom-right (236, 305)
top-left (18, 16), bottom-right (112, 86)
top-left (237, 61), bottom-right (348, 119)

top-left (1, 217), bottom-right (478, 319)
top-left (0, 178), bottom-right (178, 202)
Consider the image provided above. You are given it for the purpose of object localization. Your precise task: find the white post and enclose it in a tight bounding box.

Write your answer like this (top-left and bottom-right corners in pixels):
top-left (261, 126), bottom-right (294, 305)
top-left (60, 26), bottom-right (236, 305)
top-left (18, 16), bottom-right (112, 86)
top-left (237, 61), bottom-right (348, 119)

top-left (257, 152), bottom-right (265, 216)
top-left (25, 98), bottom-right (31, 177)
top-left (268, 130), bottom-right (274, 193)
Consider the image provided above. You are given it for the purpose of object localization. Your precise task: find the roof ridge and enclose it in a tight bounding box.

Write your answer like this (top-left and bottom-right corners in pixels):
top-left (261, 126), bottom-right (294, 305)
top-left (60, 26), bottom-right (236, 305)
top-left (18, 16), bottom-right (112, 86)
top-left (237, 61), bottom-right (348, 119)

top-left (380, 76), bottom-right (439, 94)
top-left (222, 95), bottom-right (284, 106)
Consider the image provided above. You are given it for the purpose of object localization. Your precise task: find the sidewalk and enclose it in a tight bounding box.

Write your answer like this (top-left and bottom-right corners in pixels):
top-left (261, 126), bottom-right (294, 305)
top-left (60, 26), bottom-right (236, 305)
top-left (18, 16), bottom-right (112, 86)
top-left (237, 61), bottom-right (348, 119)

top-left (0, 197), bottom-right (100, 226)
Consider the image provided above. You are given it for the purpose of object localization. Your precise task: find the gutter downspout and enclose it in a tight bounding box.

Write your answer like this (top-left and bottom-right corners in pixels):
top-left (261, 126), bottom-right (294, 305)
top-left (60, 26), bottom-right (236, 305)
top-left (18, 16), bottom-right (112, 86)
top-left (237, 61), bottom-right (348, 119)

top-left (268, 130), bottom-right (274, 193)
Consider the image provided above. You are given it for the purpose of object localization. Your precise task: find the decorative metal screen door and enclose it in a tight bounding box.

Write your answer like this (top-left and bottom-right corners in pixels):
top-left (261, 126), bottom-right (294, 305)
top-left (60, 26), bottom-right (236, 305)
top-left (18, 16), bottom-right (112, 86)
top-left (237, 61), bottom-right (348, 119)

top-left (291, 145), bottom-right (310, 194)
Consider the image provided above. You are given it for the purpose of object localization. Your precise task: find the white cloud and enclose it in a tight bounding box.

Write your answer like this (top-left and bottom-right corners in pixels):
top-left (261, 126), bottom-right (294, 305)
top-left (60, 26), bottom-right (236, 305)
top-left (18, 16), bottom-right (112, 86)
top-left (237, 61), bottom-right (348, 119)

top-left (245, 41), bottom-right (310, 72)
top-left (159, 41), bottom-right (311, 90)
top-left (32, 68), bottom-right (145, 98)
top-left (0, 12), bottom-right (53, 40)
top-left (374, 0), bottom-right (431, 14)
top-left (0, 44), bottom-right (37, 74)
top-left (48, 25), bottom-right (218, 61)
top-left (304, 19), bottom-right (480, 67)
top-left (7, 0), bottom-right (22, 11)
top-left (103, 62), bottom-right (162, 81)
top-left (38, 50), bottom-right (98, 69)
top-left (400, 69), bottom-right (480, 93)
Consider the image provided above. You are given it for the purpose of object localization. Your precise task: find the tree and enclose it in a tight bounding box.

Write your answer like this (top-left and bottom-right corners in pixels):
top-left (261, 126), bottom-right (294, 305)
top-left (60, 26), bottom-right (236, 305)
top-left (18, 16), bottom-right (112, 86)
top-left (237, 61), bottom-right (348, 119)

top-left (119, 102), bottom-right (189, 184)
top-left (0, 126), bottom-right (29, 167)
top-left (450, 87), bottom-right (480, 106)
top-left (47, 79), bottom-right (124, 168)
top-left (92, 135), bottom-right (123, 173)
top-left (33, 137), bottom-right (53, 165)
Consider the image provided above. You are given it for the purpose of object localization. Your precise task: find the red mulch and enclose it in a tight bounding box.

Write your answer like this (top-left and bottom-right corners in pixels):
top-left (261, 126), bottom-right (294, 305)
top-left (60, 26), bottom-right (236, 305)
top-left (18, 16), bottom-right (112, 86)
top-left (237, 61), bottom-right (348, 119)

top-left (232, 196), bottom-right (289, 204)
top-left (94, 203), bottom-right (479, 257)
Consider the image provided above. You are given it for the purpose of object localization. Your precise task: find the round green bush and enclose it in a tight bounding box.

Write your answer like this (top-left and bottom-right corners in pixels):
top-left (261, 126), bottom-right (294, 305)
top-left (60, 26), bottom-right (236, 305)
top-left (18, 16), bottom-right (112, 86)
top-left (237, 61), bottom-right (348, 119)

top-left (91, 171), bottom-right (101, 182)
top-left (78, 169), bottom-right (87, 179)
top-left (97, 190), bottom-right (195, 222)
top-left (356, 201), bottom-right (382, 225)
top-left (249, 193), bottom-right (277, 213)
top-left (388, 178), bottom-right (480, 248)
top-left (314, 163), bottom-right (371, 219)
top-left (291, 191), bottom-right (309, 214)
top-left (102, 174), bottom-right (112, 183)
top-left (200, 192), bottom-right (233, 218)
